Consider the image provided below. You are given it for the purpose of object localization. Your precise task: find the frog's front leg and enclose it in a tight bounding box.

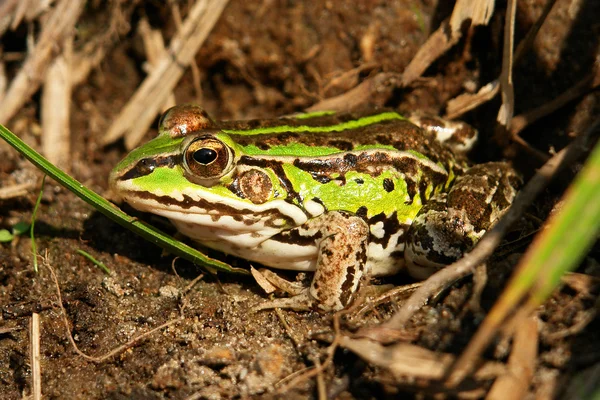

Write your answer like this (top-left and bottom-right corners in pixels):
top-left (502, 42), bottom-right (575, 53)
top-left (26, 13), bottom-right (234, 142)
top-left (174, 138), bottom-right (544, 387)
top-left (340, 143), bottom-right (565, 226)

top-left (405, 162), bottom-right (521, 279)
top-left (257, 211), bottom-right (370, 312)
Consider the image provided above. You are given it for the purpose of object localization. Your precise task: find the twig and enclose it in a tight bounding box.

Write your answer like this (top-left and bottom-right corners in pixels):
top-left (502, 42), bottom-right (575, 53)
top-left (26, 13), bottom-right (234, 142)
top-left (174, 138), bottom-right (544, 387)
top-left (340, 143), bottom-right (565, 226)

top-left (382, 117), bottom-right (600, 329)
top-left (510, 72), bottom-right (598, 137)
top-left (446, 0), bottom-right (558, 120)
top-left (305, 72), bottom-right (400, 112)
top-left (445, 81), bottom-right (499, 120)
top-left (485, 316), bottom-right (538, 399)
top-left (339, 336), bottom-right (505, 382)
top-left (513, 0), bottom-right (558, 64)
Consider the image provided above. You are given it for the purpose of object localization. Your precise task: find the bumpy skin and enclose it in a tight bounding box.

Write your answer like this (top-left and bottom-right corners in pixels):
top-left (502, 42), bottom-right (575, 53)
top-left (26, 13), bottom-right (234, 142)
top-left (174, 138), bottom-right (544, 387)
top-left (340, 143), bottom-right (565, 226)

top-left (110, 105), bottom-right (520, 311)
top-left (405, 162), bottom-right (520, 279)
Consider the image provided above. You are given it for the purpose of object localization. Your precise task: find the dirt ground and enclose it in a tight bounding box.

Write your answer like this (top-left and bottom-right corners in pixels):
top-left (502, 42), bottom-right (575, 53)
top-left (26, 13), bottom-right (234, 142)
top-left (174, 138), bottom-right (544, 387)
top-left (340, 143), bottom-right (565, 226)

top-left (0, 0), bottom-right (599, 398)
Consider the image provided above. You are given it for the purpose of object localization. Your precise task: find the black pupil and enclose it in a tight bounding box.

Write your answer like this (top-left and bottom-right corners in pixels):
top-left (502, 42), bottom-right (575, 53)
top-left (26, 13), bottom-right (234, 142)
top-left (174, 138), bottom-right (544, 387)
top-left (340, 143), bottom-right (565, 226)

top-left (193, 148), bottom-right (217, 164)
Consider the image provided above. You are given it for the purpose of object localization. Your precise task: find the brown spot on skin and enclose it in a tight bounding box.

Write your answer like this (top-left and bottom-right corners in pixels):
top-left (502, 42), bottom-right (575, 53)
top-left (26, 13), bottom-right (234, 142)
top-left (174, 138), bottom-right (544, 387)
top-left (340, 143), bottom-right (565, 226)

top-left (238, 169), bottom-right (273, 204)
top-left (390, 250), bottom-right (404, 258)
top-left (447, 162), bottom-right (520, 230)
top-left (239, 156), bottom-right (303, 205)
top-left (227, 177), bottom-right (245, 199)
top-left (160, 104), bottom-right (214, 138)
top-left (446, 124), bottom-right (477, 147)
top-left (339, 264), bottom-right (356, 306)
top-left (292, 151), bottom-right (448, 200)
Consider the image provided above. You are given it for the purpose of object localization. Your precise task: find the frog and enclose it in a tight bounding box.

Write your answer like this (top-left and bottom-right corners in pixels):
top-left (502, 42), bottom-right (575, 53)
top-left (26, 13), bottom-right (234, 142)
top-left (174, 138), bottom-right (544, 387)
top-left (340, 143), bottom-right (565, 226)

top-left (109, 104), bottom-right (520, 311)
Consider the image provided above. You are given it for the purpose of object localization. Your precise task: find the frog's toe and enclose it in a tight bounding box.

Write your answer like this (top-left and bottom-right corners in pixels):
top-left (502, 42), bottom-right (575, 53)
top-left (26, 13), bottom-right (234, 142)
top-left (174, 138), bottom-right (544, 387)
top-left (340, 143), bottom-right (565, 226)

top-left (252, 291), bottom-right (315, 312)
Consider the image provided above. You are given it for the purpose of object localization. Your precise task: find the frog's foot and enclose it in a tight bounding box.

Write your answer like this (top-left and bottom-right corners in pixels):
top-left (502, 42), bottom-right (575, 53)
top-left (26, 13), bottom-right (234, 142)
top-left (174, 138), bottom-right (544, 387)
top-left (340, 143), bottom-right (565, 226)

top-left (406, 162), bottom-right (520, 279)
top-left (405, 193), bottom-right (480, 279)
top-left (255, 211), bottom-right (370, 312)
top-left (251, 268), bottom-right (315, 311)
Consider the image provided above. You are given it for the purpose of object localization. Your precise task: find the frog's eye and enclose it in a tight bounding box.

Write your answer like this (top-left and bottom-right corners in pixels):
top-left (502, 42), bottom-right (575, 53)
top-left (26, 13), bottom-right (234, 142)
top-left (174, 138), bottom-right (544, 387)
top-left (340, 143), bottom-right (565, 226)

top-left (183, 136), bottom-right (234, 182)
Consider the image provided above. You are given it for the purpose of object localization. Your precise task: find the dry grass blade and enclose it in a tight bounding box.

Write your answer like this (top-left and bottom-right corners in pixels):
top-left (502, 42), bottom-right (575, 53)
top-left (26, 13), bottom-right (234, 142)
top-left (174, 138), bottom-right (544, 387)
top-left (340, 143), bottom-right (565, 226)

top-left (339, 336), bottom-right (505, 383)
top-left (102, 0), bottom-right (230, 148)
top-left (0, 182), bottom-right (36, 199)
top-left (496, 0), bottom-right (516, 128)
top-left (0, 0), bottom-right (84, 124)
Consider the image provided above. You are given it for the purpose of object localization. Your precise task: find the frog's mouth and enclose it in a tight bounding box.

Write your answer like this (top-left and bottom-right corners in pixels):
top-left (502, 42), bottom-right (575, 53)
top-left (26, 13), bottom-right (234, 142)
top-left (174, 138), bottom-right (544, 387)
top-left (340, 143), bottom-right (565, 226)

top-left (116, 187), bottom-right (308, 246)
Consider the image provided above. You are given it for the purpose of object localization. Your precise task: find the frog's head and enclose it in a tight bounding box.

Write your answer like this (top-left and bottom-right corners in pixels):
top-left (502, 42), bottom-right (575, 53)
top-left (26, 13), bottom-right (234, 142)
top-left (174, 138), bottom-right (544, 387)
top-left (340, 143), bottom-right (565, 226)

top-left (109, 105), bottom-right (307, 244)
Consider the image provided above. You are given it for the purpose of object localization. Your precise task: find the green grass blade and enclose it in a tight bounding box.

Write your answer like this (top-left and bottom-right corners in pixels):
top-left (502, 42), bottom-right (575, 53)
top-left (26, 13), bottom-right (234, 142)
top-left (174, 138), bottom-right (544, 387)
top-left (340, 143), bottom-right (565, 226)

top-left (0, 124), bottom-right (246, 275)
top-left (31, 175), bottom-right (46, 272)
top-left (77, 249), bottom-right (112, 275)
top-left (526, 139), bottom-right (600, 303)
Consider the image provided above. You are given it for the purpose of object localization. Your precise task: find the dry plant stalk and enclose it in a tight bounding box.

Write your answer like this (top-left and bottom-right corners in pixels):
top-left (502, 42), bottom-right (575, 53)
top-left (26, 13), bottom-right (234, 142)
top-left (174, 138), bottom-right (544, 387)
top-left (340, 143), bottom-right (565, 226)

top-left (0, 0), bottom-right (84, 124)
top-left (486, 317), bottom-right (538, 399)
top-left (41, 36), bottom-right (72, 169)
top-left (138, 18), bottom-right (176, 112)
top-left (446, 0), bottom-right (558, 121)
top-left (30, 312), bottom-right (42, 400)
top-left (102, 0), bottom-right (230, 148)
top-left (401, 0), bottom-right (495, 87)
